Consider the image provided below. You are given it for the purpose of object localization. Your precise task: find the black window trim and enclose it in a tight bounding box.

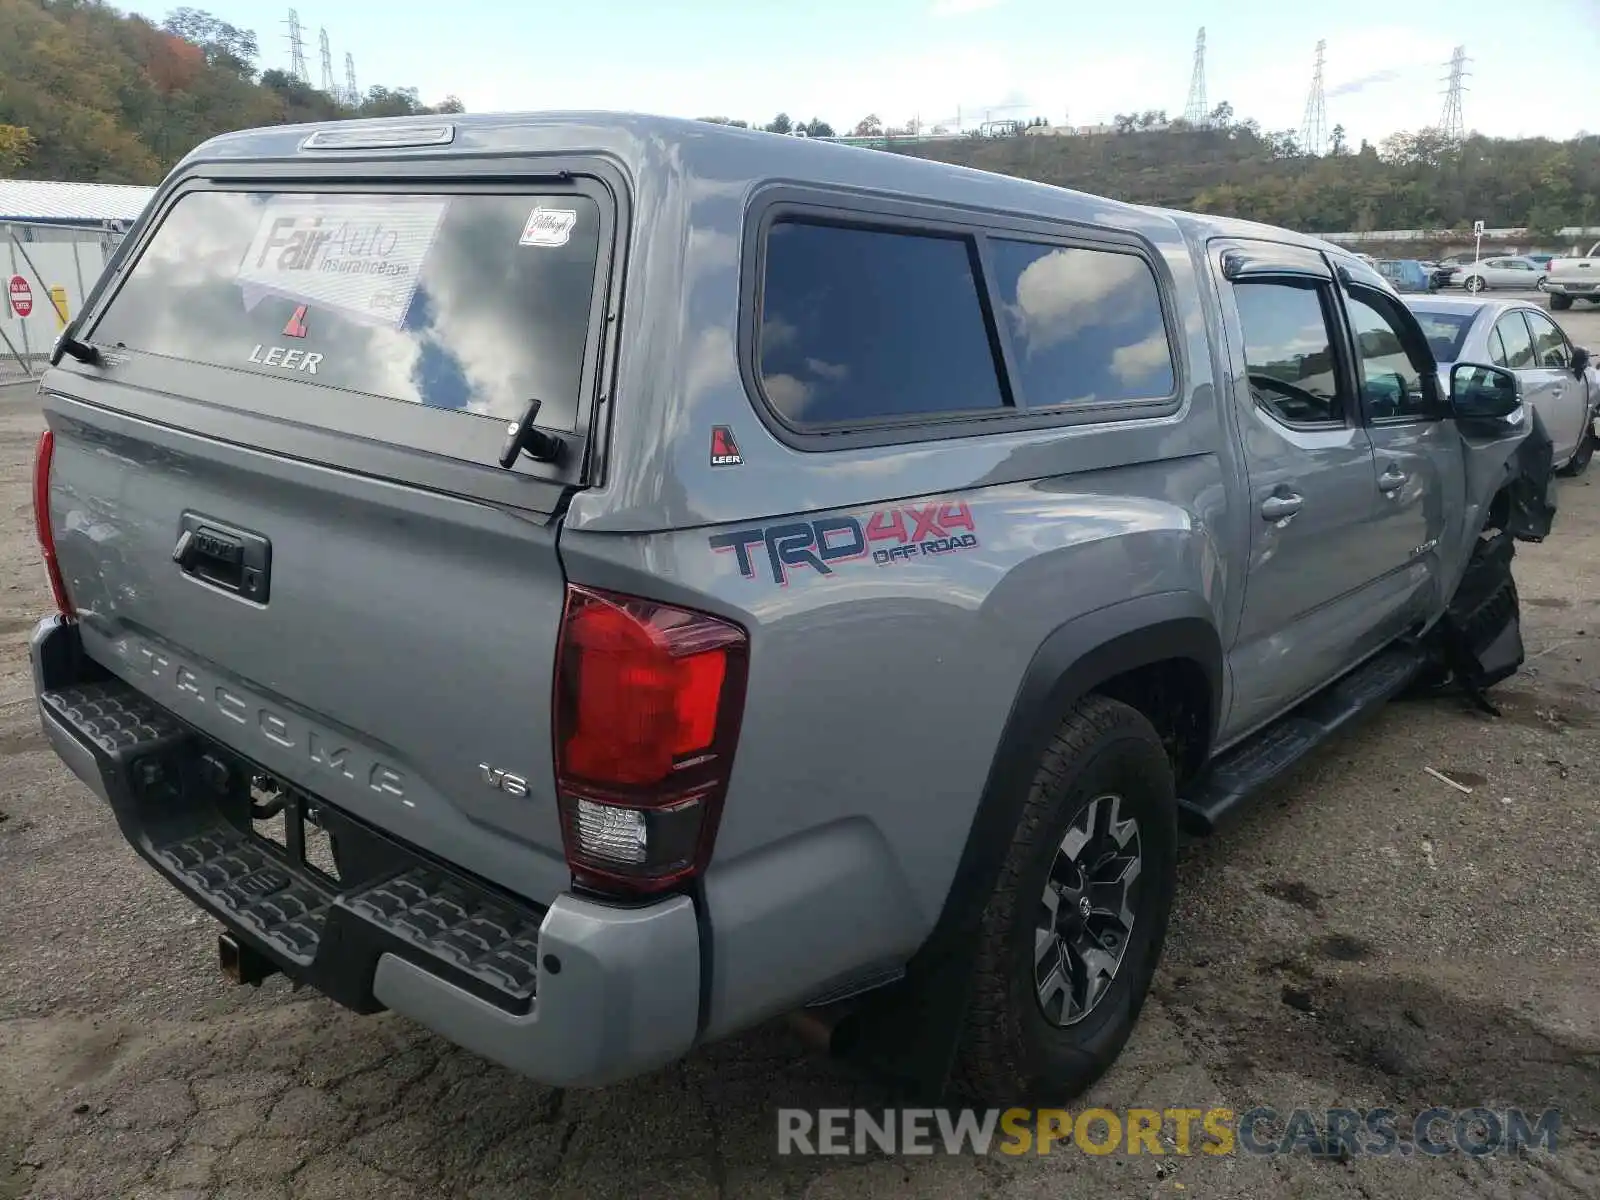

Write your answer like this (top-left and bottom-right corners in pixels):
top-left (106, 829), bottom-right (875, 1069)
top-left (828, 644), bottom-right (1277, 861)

top-left (1228, 273), bottom-right (1356, 433)
top-left (738, 184), bottom-right (1185, 453)
top-left (61, 154), bottom-right (630, 509)
top-left (1334, 279), bottom-right (1448, 426)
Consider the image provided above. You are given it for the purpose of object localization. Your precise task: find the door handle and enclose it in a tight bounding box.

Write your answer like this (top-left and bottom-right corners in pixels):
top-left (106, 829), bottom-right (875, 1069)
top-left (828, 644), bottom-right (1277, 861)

top-left (1378, 465), bottom-right (1407, 494)
top-left (1260, 493), bottom-right (1304, 521)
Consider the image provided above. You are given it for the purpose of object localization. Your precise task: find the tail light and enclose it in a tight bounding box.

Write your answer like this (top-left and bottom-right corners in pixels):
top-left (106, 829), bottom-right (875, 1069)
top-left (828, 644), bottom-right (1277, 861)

top-left (553, 585), bottom-right (749, 896)
top-left (32, 430), bottom-right (74, 618)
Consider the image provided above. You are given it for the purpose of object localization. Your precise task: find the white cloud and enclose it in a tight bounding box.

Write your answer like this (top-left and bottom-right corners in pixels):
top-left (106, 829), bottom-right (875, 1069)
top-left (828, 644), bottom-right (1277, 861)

top-left (1111, 335), bottom-right (1172, 385)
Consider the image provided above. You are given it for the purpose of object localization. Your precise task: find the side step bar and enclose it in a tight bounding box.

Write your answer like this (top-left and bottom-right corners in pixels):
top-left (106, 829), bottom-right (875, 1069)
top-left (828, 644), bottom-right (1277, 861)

top-left (1178, 644), bottom-right (1426, 835)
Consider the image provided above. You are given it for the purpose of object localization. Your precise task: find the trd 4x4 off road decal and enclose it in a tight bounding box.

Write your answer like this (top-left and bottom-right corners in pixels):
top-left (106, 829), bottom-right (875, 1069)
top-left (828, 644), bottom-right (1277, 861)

top-left (710, 502), bottom-right (979, 585)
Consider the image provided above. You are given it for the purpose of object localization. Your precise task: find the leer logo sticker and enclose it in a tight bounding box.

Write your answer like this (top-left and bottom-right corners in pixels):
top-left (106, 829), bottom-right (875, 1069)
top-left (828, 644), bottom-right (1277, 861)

top-left (710, 426), bottom-right (743, 466)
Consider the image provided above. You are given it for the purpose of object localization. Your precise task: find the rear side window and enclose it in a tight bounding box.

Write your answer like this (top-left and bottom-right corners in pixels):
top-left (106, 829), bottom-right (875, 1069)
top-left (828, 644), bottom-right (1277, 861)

top-left (1232, 280), bottom-right (1345, 427)
top-left (757, 219), bottom-right (1006, 426)
top-left (91, 190), bottom-right (602, 431)
top-left (988, 239), bottom-right (1174, 406)
top-left (1412, 311), bottom-right (1473, 361)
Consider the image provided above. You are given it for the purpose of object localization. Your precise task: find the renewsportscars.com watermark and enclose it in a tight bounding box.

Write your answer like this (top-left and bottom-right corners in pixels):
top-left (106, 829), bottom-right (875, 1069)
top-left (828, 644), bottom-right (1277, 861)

top-left (777, 1107), bottom-right (1562, 1158)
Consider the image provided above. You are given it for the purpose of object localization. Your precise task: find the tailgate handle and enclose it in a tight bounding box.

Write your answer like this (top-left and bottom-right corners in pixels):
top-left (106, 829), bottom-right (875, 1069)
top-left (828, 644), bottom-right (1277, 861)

top-left (175, 514), bottom-right (271, 604)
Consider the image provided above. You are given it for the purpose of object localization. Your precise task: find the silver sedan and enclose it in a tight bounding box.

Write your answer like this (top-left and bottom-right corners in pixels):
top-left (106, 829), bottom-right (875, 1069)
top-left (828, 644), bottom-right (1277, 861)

top-left (1406, 295), bottom-right (1599, 473)
top-left (1449, 255), bottom-right (1548, 293)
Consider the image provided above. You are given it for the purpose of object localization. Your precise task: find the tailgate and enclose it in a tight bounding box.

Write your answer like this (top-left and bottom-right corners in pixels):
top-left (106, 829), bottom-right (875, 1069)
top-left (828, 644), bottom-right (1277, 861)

top-left (39, 181), bottom-right (620, 904)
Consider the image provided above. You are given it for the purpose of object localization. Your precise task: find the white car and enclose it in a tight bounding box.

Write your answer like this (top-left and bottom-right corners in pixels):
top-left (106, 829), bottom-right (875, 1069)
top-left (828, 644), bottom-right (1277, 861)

top-left (1451, 256), bottom-right (1549, 294)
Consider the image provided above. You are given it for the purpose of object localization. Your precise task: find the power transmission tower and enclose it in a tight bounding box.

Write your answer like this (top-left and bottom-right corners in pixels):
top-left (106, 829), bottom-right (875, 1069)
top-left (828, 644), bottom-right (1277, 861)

top-left (285, 9), bottom-right (308, 83)
top-left (1440, 46), bottom-right (1469, 142)
top-left (1300, 39), bottom-right (1328, 156)
top-left (1183, 27), bottom-right (1208, 125)
top-left (345, 53), bottom-right (359, 107)
top-left (319, 28), bottom-right (336, 95)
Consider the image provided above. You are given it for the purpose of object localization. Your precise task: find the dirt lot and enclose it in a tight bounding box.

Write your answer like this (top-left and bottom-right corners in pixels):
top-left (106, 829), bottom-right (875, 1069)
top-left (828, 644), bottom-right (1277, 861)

top-left (3, 306), bottom-right (1600, 1199)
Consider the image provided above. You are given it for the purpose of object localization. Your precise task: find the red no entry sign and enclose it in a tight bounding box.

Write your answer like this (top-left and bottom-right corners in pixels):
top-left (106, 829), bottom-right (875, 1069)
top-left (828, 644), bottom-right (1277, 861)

top-left (8, 275), bottom-right (31, 318)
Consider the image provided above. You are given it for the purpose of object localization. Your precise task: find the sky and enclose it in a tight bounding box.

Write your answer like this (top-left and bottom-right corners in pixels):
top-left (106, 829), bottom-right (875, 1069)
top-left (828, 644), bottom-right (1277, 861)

top-left (132, 0), bottom-right (1600, 146)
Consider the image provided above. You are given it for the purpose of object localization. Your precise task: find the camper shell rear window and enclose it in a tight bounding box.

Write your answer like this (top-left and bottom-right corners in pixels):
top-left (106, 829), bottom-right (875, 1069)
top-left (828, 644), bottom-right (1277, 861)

top-left (90, 188), bottom-right (605, 434)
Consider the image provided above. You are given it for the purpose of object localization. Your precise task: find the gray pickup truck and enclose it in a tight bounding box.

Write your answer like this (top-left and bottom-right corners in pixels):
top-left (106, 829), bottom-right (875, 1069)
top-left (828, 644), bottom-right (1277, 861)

top-left (29, 113), bottom-right (1556, 1104)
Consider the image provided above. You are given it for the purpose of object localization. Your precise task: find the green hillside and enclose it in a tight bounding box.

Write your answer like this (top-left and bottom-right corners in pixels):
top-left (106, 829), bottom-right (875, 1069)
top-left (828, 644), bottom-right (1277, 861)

top-left (893, 120), bottom-right (1600, 235)
top-left (0, 0), bottom-right (461, 185)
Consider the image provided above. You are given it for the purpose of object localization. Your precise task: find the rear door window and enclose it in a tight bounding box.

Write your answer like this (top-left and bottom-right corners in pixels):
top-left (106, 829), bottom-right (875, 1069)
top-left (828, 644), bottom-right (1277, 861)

top-left (1493, 313), bottom-right (1536, 370)
top-left (1524, 309), bottom-right (1571, 368)
top-left (91, 190), bottom-right (603, 432)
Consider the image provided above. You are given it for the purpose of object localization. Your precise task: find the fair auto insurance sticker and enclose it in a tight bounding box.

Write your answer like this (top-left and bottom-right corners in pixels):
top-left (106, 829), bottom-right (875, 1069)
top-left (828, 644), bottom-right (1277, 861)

top-left (235, 196), bottom-right (450, 329)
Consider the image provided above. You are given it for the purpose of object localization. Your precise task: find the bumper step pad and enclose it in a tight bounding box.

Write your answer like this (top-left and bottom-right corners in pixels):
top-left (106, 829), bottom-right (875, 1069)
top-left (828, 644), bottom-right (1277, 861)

top-left (343, 870), bottom-right (541, 1002)
top-left (40, 678), bottom-right (543, 1012)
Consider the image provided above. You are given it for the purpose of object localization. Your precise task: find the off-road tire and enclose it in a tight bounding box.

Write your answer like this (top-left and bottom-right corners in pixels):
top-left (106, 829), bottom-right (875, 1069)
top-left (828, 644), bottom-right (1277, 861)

top-left (1549, 293), bottom-right (1573, 311)
top-left (951, 695), bottom-right (1178, 1105)
top-left (1558, 422), bottom-right (1595, 477)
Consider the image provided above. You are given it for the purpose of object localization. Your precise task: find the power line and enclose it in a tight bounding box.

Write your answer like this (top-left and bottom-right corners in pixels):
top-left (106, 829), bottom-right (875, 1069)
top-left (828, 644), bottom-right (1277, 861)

top-left (284, 8), bottom-right (307, 84)
top-left (1440, 45), bottom-right (1469, 142)
top-left (1183, 27), bottom-right (1208, 125)
top-left (1300, 39), bottom-right (1328, 156)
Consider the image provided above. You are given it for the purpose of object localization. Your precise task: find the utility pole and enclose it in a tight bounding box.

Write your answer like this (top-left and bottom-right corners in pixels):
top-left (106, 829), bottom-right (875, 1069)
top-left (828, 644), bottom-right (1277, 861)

top-left (1300, 39), bottom-right (1327, 156)
top-left (1440, 46), bottom-right (1469, 143)
top-left (319, 27), bottom-right (336, 95)
top-left (1183, 27), bottom-right (1208, 125)
top-left (345, 53), bottom-right (359, 108)
top-left (284, 9), bottom-right (308, 84)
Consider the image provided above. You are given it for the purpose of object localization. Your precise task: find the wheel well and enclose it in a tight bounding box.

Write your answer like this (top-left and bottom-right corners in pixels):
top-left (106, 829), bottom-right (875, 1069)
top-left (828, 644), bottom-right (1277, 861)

top-left (1092, 659), bottom-right (1212, 789)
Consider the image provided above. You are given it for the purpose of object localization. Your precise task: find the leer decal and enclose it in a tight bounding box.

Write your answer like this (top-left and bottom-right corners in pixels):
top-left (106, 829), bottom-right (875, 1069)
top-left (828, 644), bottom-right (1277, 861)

top-left (710, 426), bottom-right (743, 466)
top-left (710, 502), bottom-right (978, 585)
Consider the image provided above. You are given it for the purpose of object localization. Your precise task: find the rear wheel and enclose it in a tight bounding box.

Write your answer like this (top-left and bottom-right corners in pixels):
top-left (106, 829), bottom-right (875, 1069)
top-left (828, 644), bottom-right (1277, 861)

top-left (952, 695), bottom-right (1177, 1105)
top-left (1550, 293), bottom-right (1574, 311)
top-left (1465, 275), bottom-right (1487, 293)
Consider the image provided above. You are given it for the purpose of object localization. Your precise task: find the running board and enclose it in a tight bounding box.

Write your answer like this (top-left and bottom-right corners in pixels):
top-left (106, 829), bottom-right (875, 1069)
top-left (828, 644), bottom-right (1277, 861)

top-left (1178, 644), bottom-right (1426, 835)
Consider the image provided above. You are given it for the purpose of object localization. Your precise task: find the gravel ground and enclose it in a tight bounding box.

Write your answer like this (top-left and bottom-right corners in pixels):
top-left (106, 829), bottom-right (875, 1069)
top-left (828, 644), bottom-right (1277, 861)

top-left (2, 305), bottom-right (1600, 1199)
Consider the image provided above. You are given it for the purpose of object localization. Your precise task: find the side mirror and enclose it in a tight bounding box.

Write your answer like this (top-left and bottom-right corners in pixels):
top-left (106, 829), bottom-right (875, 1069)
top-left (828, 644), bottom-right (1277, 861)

top-left (1573, 346), bottom-right (1591, 377)
top-left (1450, 363), bottom-right (1521, 421)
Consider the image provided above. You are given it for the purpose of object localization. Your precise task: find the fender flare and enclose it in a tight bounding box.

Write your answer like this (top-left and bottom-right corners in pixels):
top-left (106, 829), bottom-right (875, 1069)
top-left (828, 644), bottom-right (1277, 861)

top-left (844, 590), bottom-right (1223, 1093)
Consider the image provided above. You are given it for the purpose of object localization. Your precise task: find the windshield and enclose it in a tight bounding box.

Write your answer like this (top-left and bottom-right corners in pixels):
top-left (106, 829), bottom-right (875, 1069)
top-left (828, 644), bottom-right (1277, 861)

top-left (1407, 309), bottom-right (1475, 362)
top-left (90, 190), bottom-right (603, 431)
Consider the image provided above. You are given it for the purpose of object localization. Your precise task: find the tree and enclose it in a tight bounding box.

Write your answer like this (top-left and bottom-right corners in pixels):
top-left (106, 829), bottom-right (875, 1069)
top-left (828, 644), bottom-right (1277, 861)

top-left (435, 95), bottom-right (465, 114)
top-left (802, 118), bottom-right (834, 138)
top-left (853, 114), bottom-right (883, 137)
top-left (161, 7), bottom-right (258, 78)
top-left (1330, 124), bottom-right (1348, 156)
top-left (0, 125), bottom-right (35, 172)
top-left (1208, 100), bottom-right (1234, 126)
top-left (763, 112), bottom-right (793, 134)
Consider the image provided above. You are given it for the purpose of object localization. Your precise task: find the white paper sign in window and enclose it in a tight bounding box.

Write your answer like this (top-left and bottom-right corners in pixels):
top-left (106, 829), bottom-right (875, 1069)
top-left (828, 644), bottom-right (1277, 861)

top-left (235, 197), bottom-right (449, 328)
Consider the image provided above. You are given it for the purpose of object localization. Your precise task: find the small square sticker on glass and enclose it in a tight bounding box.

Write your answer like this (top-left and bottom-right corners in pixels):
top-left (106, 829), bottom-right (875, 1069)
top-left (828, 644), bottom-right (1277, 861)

top-left (520, 206), bottom-right (578, 247)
